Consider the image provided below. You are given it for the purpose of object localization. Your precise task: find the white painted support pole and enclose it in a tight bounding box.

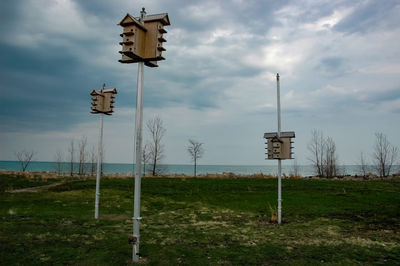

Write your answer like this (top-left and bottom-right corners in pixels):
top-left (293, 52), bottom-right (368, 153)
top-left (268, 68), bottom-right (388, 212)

top-left (278, 160), bottom-right (282, 224)
top-left (132, 61), bottom-right (144, 262)
top-left (276, 73), bottom-right (282, 225)
top-left (94, 113), bottom-right (104, 219)
top-left (132, 9), bottom-right (146, 262)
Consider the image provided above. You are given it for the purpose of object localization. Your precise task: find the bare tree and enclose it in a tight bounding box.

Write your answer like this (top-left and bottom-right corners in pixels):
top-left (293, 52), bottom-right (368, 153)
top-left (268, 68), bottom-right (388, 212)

top-left (78, 136), bottom-right (88, 176)
top-left (307, 130), bottom-right (325, 177)
top-left (15, 149), bottom-right (35, 172)
top-left (373, 132), bottom-right (399, 177)
top-left (54, 149), bottom-right (63, 175)
top-left (100, 144), bottom-right (106, 175)
top-left (89, 144), bottom-right (105, 175)
top-left (308, 130), bottom-right (339, 178)
top-left (142, 143), bottom-right (150, 176)
top-left (68, 140), bottom-right (75, 176)
top-left (292, 159), bottom-right (300, 177)
top-left (324, 137), bottom-right (338, 178)
top-left (90, 146), bottom-right (97, 177)
top-left (359, 151), bottom-right (368, 178)
top-left (187, 139), bottom-right (204, 177)
top-left (147, 116), bottom-right (166, 176)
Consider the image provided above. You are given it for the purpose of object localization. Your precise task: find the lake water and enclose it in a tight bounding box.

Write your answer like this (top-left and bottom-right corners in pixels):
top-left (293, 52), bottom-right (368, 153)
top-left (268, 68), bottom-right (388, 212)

top-left (0, 161), bottom-right (392, 177)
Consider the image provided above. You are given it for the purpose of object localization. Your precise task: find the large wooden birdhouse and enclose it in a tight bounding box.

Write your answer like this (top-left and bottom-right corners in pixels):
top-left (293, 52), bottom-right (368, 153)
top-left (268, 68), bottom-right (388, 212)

top-left (118, 12), bottom-right (170, 67)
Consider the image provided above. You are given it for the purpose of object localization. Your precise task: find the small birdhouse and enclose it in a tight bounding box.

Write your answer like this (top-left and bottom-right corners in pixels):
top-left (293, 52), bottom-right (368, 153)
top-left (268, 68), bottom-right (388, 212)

top-left (90, 88), bottom-right (117, 115)
top-left (264, 131), bottom-right (295, 160)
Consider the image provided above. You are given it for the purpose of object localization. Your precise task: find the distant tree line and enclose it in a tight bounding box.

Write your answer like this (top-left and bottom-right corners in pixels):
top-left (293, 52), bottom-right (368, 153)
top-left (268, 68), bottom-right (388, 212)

top-left (308, 130), bottom-right (399, 178)
top-left (13, 115), bottom-right (207, 178)
top-left (53, 136), bottom-right (104, 177)
top-left (14, 138), bottom-right (101, 176)
top-left (14, 126), bottom-right (397, 178)
top-left (141, 115), bottom-right (205, 177)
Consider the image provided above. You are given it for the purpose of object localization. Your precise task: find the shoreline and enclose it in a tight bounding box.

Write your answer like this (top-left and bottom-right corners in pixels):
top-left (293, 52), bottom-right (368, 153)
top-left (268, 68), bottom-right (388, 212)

top-left (1, 170), bottom-right (399, 181)
top-left (2, 161), bottom-right (399, 177)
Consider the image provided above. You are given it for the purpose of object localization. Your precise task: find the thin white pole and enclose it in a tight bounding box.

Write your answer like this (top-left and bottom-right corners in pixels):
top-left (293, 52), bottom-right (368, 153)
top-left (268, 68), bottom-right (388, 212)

top-left (278, 160), bottom-right (282, 224)
top-left (132, 60), bottom-right (144, 262)
top-left (94, 112), bottom-right (104, 219)
top-left (277, 73), bottom-right (281, 137)
top-left (132, 9), bottom-right (146, 262)
top-left (276, 73), bottom-right (282, 224)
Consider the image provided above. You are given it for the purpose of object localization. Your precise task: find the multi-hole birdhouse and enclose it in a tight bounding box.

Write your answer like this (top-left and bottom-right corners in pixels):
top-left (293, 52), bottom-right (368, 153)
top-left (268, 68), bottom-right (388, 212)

top-left (90, 88), bottom-right (117, 115)
top-left (264, 131), bottom-right (295, 160)
top-left (118, 12), bottom-right (170, 67)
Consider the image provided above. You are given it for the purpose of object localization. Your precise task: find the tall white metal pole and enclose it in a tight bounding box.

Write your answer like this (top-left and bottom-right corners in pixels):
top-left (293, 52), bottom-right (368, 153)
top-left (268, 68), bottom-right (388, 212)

top-left (132, 9), bottom-right (146, 262)
top-left (276, 73), bottom-right (282, 224)
top-left (132, 61), bottom-right (144, 262)
top-left (94, 112), bottom-right (104, 219)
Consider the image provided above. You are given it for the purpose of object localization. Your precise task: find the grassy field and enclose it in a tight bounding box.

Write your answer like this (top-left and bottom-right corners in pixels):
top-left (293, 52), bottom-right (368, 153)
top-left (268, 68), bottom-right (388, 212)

top-left (0, 173), bottom-right (399, 265)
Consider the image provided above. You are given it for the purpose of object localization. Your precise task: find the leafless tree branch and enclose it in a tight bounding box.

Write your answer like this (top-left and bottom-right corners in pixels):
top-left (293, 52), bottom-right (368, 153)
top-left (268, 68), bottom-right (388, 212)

top-left (142, 143), bottom-right (150, 176)
top-left (15, 149), bottom-right (35, 172)
top-left (373, 132), bottom-right (398, 177)
top-left (308, 130), bottom-right (338, 178)
top-left (359, 151), bottom-right (368, 178)
top-left (54, 149), bottom-right (63, 175)
top-left (146, 116), bottom-right (166, 176)
top-left (78, 136), bottom-right (88, 176)
top-left (187, 139), bottom-right (204, 177)
top-left (68, 140), bottom-right (75, 177)
top-left (307, 130), bottom-right (325, 177)
top-left (90, 146), bottom-right (97, 177)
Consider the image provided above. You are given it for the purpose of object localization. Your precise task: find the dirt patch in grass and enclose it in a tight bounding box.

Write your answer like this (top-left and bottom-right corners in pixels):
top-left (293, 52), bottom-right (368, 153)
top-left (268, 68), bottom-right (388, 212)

top-left (6, 182), bottom-right (64, 193)
top-left (101, 214), bottom-right (130, 221)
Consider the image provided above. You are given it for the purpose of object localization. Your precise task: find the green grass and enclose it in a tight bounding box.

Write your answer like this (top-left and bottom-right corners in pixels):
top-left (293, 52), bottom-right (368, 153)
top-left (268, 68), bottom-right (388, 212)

top-left (1, 174), bottom-right (399, 265)
top-left (0, 173), bottom-right (58, 192)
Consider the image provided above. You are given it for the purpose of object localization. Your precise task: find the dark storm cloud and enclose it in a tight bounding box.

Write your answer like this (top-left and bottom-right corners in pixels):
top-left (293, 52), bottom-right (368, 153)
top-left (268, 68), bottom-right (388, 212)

top-left (127, 1), bottom-right (276, 111)
top-left (0, 43), bottom-right (79, 76)
top-left (334, 1), bottom-right (400, 33)
top-left (364, 87), bottom-right (400, 104)
top-left (1, 0), bottom-right (400, 164)
top-left (0, 42), bottom-right (101, 132)
top-left (315, 56), bottom-right (350, 77)
top-left (72, 0), bottom-right (122, 17)
top-left (0, 0), bottom-right (21, 31)
top-left (320, 57), bottom-right (344, 70)
top-left (0, 0), bottom-right (139, 132)
top-left (170, 0), bottom-right (285, 35)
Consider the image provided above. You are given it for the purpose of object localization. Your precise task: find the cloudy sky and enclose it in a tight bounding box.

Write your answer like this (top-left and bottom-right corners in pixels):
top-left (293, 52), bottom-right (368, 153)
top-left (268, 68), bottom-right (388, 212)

top-left (1, 0), bottom-right (399, 166)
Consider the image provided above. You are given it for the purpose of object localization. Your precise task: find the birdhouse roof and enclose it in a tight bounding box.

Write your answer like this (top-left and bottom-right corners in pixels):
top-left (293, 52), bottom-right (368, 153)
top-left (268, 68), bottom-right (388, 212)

top-left (103, 88), bottom-right (117, 94)
top-left (90, 89), bottom-right (102, 96)
top-left (142, 13), bottom-right (170, 25)
top-left (118, 13), bottom-right (147, 31)
top-left (264, 131), bottom-right (295, 139)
